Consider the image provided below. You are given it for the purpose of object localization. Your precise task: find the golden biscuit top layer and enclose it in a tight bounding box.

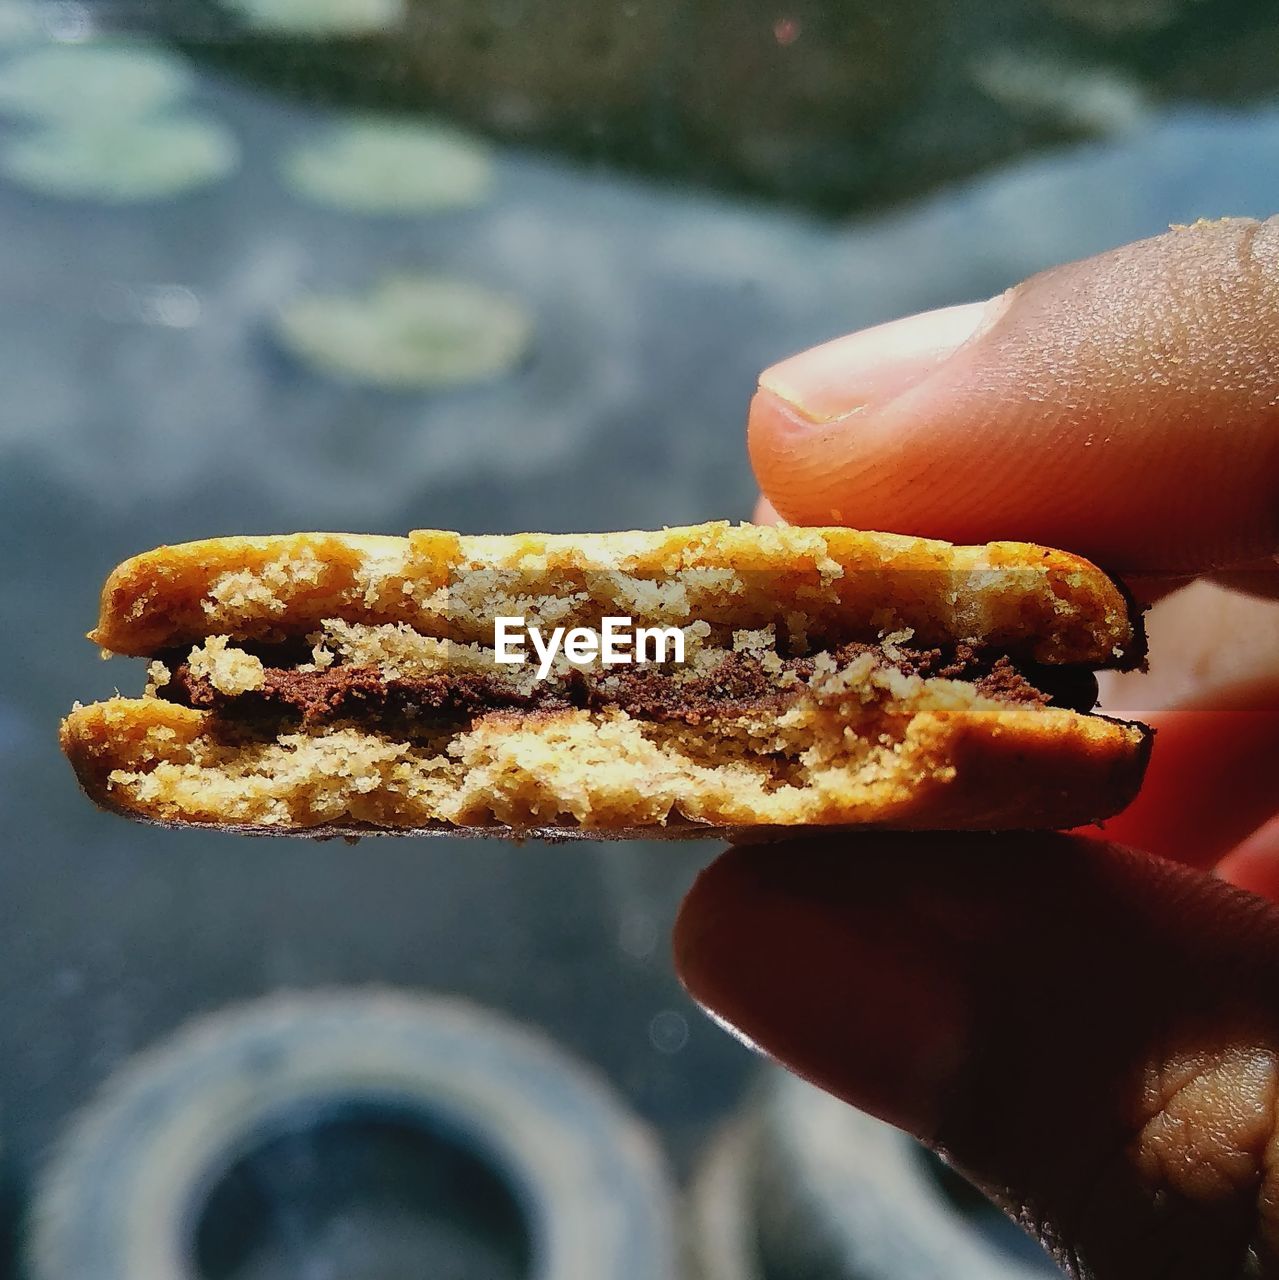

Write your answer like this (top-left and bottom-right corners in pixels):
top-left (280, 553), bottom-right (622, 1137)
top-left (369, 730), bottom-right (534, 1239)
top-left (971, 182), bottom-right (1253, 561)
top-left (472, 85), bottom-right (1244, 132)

top-left (89, 522), bottom-right (1139, 667)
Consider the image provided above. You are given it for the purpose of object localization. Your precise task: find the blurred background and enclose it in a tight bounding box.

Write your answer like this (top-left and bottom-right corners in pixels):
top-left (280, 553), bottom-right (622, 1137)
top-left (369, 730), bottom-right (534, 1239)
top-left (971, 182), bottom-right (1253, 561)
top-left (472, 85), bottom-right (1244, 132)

top-left (3, 0), bottom-right (1278, 1275)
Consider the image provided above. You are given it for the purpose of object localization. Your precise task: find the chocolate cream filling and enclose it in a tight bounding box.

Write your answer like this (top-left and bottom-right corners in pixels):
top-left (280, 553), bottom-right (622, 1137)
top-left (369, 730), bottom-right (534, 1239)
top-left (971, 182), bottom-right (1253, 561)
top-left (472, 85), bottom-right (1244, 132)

top-left (156, 639), bottom-right (1100, 734)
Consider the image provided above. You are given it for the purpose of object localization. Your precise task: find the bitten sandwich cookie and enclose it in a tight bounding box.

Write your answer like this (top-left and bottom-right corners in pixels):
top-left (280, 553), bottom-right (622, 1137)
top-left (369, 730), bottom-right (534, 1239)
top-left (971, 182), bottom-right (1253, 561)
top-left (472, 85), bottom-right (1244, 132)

top-left (61, 522), bottom-right (1150, 836)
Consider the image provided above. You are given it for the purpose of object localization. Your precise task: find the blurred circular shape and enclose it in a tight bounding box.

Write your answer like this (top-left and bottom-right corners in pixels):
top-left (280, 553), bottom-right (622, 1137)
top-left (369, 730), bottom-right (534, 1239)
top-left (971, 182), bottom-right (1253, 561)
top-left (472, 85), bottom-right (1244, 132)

top-left (687, 1069), bottom-right (1060, 1279)
top-left (273, 275), bottom-right (533, 390)
top-left (223, 0), bottom-right (404, 37)
top-left (970, 51), bottom-right (1148, 135)
top-left (28, 990), bottom-right (678, 1280)
top-left (647, 1011), bottom-right (689, 1056)
top-left (0, 43), bottom-right (192, 122)
top-left (283, 117), bottom-right (493, 214)
top-left (135, 284), bottom-right (202, 329)
top-left (617, 912), bottom-right (658, 961)
top-left (0, 115), bottom-right (238, 203)
top-left (194, 1110), bottom-right (530, 1279)
top-left (753, 1070), bottom-right (1059, 1279)
top-left (38, 2), bottom-right (91, 41)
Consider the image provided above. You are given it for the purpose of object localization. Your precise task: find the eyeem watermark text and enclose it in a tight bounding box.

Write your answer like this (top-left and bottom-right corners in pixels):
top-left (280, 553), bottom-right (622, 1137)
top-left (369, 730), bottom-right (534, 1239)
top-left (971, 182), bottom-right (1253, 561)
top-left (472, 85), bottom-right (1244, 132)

top-left (494, 616), bottom-right (685, 680)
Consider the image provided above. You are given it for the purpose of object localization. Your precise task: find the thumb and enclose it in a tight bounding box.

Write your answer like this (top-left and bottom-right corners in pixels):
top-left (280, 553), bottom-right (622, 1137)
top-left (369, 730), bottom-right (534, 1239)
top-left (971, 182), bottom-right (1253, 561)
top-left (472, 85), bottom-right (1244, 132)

top-left (750, 217), bottom-right (1279, 574)
top-left (675, 835), bottom-right (1279, 1279)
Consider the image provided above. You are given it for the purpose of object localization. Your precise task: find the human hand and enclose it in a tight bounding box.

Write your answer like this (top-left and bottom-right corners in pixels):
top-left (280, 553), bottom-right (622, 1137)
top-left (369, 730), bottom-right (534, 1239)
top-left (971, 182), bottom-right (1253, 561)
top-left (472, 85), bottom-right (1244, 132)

top-left (676, 218), bottom-right (1279, 1278)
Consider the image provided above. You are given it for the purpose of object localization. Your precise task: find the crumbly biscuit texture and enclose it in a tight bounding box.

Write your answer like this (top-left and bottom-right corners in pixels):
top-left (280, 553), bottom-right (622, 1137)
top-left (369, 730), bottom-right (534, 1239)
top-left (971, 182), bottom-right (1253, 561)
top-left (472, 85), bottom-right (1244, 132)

top-left (62, 663), bottom-right (1148, 835)
top-left (66, 522), bottom-right (1150, 836)
top-left (89, 523), bottom-right (1139, 667)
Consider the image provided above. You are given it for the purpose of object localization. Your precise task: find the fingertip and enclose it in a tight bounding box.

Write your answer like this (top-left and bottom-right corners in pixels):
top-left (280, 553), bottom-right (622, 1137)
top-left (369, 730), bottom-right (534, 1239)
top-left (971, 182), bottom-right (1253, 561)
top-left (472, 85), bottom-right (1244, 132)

top-left (756, 300), bottom-right (1003, 426)
top-left (748, 223), bottom-right (1279, 571)
top-left (747, 385), bottom-right (848, 525)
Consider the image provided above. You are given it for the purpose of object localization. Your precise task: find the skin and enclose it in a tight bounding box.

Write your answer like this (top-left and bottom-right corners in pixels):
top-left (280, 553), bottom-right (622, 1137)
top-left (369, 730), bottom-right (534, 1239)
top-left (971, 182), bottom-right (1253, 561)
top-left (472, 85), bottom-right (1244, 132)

top-left (675, 217), bottom-right (1279, 1278)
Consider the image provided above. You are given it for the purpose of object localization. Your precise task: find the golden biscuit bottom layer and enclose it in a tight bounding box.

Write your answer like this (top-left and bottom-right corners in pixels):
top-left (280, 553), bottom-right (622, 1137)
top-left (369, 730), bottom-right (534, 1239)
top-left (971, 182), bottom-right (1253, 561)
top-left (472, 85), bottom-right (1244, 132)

top-left (61, 661), bottom-right (1148, 835)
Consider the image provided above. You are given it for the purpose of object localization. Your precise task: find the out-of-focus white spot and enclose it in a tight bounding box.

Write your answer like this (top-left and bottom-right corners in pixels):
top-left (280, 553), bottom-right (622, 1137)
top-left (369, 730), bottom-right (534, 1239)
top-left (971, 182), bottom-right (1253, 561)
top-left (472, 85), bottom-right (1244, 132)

top-left (225, 0), bottom-right (403, 37)
top-left (41, 1), bottom-right (90, 41)
top-left (971, 50), bottom-right (1150, 136)
top-left (618, 912), bottom-right (658, 960)
top-left (0, 42), bottom-right (190, 121)
top-left (648, 1009), bottom-right (689, 1055)
top-left (99, 282), bottom-right (202, 327)
top-left (137, 284), bottom-right (201, 328)
top-left (0, 115), bottom-right (238, 203)
top-left (282, 116), bottom-right (493, 215)
top-left (273, 275), bottom-right (532, 390)
top-left (55, 968), bottom-right (84, 996)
